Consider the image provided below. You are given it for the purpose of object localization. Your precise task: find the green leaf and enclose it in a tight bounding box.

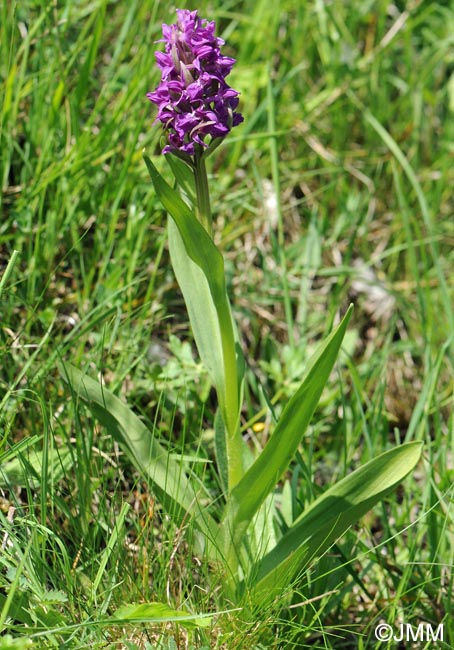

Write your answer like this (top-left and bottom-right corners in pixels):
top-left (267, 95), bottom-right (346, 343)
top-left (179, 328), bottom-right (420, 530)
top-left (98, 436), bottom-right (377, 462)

top-left (112, 602), bottom-right (212, 630)
top-left (247, 441), bottom-right (423, 604)
top-left (59, 364), bottom-right (218, 549)
top-left (0, 634), bottom-right (33, 650)
top-left (0, 442), bottom-right (73, 488)
top-left (223, 306), bottom-right (353, 543)
top-left (143, 154), bottom-right (225, 305)
top-left (214, 409), bottom-right (229, 496)
top-left (166, 155), bottom-right (196, 205)
top-left (145, 153), bottom-right (245, 489)
top-left (168, 219), bottom-right (226, 426)
top-left (0, 593), bottom-right (33, 627)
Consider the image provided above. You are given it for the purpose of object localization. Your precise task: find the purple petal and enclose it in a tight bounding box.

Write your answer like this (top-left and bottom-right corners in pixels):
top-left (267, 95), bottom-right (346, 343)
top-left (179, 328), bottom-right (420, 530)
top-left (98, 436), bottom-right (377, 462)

top-left (147, 9), bottom-right (243, 154)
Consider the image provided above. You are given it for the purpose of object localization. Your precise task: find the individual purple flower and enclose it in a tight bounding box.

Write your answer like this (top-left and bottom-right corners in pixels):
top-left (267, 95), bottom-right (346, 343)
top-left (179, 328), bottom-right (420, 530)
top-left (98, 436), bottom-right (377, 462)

top-left (147, 9), bottom-right (243, 156)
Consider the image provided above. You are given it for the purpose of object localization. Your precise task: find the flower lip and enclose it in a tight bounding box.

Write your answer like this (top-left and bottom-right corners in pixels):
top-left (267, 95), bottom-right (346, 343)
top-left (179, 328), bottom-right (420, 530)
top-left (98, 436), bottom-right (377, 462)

top-left (148, 9), bottom-right (243, 156)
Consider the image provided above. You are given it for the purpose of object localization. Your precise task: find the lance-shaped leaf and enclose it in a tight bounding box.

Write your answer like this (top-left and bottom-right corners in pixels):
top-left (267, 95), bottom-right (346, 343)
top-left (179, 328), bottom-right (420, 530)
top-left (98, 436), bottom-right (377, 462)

top-left (222, 306), bottom-right (353, 544)
top-left (144, 153), bottom-right (244, 489)
top-left (144, 154), bottom-right (225, 305)
top-left (60, 364), bottom-right (218, 550)
top-left (166, 155), bottom-right (196, 205)
top-left (167, 219), bottom-right (226, 427)
top-left (112, 602), bottom-right (212, 630)
top-left (246, 441), bottom-right (423, 604)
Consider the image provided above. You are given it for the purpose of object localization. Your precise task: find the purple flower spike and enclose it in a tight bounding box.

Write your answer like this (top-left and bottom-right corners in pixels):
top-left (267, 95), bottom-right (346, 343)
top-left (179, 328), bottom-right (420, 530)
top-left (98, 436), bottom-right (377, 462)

top-left (147, 9), bottom-right (243, 156)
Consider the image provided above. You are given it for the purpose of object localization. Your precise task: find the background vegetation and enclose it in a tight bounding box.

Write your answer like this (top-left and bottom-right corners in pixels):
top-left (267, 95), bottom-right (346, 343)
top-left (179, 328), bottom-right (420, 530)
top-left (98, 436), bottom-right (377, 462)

top-left (1, 0), bottom-right (453, 648)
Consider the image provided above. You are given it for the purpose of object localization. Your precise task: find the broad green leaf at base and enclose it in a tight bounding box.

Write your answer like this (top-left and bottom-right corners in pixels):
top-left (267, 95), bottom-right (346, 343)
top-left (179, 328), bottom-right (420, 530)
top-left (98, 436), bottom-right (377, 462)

top-left (59, 363), bottom-right (219, 553)
top-left (223, 306), bottom-right (353, 546)
top-left (246, 441), bottom-right (423, 605)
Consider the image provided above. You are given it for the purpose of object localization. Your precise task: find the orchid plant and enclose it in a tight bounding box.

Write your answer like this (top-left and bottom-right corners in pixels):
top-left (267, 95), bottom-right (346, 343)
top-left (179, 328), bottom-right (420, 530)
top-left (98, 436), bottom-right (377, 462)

top-left (62, 9), bottom-right (422, 610)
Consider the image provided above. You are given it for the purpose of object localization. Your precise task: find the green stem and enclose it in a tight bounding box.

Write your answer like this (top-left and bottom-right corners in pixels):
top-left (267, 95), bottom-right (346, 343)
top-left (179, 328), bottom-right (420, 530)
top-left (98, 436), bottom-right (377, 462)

top-left (193, 146), bottom-right (212, 237)
top-left (217, 300), bottom-right (243, 489)
top-left (193, 147), bottom-right (244, 491)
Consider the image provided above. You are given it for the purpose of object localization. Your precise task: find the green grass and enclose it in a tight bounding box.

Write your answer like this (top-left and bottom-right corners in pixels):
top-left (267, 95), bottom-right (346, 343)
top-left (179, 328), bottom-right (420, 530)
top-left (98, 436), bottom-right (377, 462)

top-left (1, 0), bottom-right (453, 648)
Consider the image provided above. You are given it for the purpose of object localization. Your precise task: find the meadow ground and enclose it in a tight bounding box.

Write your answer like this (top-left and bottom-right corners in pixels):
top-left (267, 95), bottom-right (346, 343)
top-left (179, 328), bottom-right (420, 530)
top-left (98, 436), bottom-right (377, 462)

top-left (1, 1), bottom-right (453, 648)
